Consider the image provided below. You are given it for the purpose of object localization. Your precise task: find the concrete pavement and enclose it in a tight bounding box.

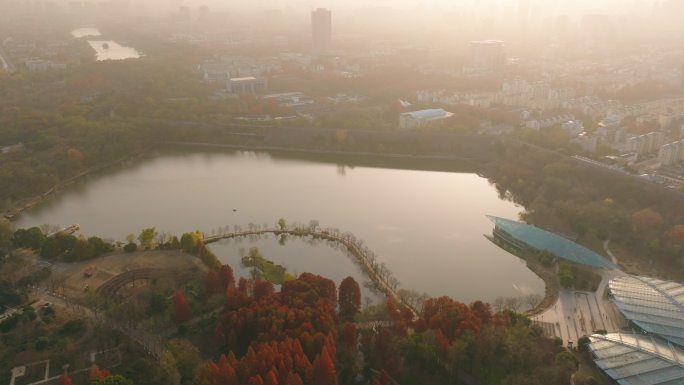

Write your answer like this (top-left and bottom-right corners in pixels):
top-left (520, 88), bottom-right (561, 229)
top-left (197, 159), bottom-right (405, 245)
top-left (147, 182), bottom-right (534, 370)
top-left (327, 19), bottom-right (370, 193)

top-left (532, 268), bottom-right (628, 348)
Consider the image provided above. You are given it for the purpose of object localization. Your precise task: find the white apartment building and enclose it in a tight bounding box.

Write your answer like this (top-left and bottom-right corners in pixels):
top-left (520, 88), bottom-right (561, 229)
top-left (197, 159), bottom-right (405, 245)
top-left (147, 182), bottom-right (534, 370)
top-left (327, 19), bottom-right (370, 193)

top-left (626, 132), bottom-right (665, 157)
top-left (658, 140), bottom-right (684, 166)
top-left (228, 77), bottom-right (267, 94)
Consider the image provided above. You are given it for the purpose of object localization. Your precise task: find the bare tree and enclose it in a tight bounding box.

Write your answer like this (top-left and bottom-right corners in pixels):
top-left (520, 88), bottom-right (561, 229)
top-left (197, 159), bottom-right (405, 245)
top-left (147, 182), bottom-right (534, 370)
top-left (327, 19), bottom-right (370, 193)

top-left (493, 297), bottom-right (505, 313)
top-left (504, 297), bottom-right (523, 312)
top-left (524, 294), bottom-right (542, 310)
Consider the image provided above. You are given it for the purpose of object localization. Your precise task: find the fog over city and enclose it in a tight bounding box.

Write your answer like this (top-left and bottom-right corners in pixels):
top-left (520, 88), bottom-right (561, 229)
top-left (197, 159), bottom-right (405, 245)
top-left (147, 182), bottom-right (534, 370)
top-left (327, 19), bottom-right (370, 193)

top-left (2, 0), bottom-right (684, 385)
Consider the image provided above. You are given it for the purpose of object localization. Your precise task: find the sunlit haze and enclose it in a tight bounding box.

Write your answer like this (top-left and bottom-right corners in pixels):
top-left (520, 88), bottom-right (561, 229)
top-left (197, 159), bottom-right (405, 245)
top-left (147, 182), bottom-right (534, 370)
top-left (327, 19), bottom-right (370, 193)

top-left (1, 0), bottom-right (684, 384)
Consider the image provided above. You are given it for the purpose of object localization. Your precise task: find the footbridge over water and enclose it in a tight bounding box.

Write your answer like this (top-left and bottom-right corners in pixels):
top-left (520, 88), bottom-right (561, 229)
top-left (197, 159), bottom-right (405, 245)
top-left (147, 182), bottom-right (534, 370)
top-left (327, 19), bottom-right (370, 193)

top-left (203, 227), bottom-right (420, 320)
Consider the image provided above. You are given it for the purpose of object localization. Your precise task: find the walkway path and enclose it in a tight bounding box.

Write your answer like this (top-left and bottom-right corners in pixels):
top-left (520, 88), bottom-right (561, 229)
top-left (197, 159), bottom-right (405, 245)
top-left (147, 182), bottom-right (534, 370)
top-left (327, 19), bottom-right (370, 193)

top-left (603, 239), bottom-right (619, 265)
top-left (531, 268), bottom-right (627, 348)
top-left (204, 227), bottom-right (419, 319)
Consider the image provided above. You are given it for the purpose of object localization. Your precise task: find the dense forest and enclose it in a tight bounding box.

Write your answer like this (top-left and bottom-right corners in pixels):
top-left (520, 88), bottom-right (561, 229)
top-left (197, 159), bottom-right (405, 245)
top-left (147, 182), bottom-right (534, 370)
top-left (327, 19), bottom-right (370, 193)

top-left (487, 141), bottom-right (684, 277)
top-left (197, 271), bottom-right (575, 385)
top-left (1, 223), bottom-right (575, 385)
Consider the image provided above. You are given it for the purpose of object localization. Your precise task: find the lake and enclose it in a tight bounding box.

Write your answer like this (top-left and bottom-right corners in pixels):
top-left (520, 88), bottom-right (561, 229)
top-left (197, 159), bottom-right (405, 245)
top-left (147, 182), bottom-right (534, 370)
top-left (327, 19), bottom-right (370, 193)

top-left (15, 150), bottom-right (543, 304)
top-left (71, 27), bottom-right (102, 38)
top-left (87, 40), bottom-right (141, 61)
top-left (71, 27), bottom-right (141, 61)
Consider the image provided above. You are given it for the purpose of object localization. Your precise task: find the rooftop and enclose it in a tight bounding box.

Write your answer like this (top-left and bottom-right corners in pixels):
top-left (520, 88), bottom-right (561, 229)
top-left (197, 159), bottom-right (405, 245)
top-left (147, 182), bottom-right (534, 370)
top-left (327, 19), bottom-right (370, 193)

top-left (229, 77), bottom-right (258, 82)
top-left (401, 108), bottom-right (453, 120)
top-left (589, 333), bottom-right (684, 385)
top-left (487, 216), bottom-right (617, 269)
top-left (609, 276), bottom-right (684, 347)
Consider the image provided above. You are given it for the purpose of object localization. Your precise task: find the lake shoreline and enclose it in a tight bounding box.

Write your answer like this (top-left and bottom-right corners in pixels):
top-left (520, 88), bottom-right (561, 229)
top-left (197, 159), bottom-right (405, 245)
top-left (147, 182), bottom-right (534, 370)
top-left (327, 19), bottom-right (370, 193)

top-left (5, 142), bottom-right (491, 222)
top-left (9, 144), bottom-right (544, 305)
top-left (3, 148), bottom-right (153, 222)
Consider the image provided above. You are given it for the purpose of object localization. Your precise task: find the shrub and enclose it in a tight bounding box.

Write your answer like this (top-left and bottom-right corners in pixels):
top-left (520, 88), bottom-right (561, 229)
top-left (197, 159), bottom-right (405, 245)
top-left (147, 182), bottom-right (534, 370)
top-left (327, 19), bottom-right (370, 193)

top-left (123, 243), bottom-right (137, 253)
top-left (60, 319), bottom-right (85, 335)
top-left (35, 336), bottom-right (50, 350)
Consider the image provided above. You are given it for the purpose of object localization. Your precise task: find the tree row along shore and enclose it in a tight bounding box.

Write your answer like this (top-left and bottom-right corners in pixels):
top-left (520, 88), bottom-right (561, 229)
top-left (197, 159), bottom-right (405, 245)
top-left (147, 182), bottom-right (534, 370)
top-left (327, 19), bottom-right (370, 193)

top-left (203, 226), bottom-right (420, 320)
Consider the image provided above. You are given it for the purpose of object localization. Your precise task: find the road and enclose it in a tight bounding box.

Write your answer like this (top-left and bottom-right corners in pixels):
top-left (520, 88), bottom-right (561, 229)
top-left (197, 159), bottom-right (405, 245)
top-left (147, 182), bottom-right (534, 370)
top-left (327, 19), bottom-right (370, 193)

top-left (603, 239), bottom-right (619, 265)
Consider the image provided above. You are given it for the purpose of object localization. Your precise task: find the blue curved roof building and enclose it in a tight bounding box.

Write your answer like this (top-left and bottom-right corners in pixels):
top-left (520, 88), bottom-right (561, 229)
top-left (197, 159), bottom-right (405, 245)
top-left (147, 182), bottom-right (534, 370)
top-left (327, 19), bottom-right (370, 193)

top-left (487, 215), bottom-right (617, 269)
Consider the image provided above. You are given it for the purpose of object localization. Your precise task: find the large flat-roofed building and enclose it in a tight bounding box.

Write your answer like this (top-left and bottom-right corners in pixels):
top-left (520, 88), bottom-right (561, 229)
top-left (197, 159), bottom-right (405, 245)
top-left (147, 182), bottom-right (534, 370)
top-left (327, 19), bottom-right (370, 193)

top-left (608, 276), bottom-right (684, 347)
top-left (399, 108), bottom-right (453, 129)
top-left (588, 333), bottom-right (684, 385)
top-left (228, 77), bottom-right (267, 94)
top-left (487, 216), bottom-right (617, 269)
top-left (262, 92), bottom-right (314, 108)
top-left (311, 8), bottom-right (331, 54)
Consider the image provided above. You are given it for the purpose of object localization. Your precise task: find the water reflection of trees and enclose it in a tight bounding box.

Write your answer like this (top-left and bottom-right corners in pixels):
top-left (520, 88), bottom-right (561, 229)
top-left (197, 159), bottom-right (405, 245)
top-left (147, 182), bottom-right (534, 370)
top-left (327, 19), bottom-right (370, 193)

top-left (204, 221), bottom-right (425, 314)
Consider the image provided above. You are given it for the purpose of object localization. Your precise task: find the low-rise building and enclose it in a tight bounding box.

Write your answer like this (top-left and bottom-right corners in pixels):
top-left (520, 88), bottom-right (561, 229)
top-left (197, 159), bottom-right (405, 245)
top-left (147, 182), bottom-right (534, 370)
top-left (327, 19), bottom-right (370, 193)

top-left (228, 77), bottom-right (267, 94)
top-left (262, 92), bottom-right (314, 108)
top-left (572, 132), bottom-right (598, 153)
top-left (561, 120), bottom-right (584, 137)
top-left (25, 59), bottom-right (52, 72)
top-left (399, 109), bottom-right (453, 129)
top-left (200, 62), bottom-right (232, 82)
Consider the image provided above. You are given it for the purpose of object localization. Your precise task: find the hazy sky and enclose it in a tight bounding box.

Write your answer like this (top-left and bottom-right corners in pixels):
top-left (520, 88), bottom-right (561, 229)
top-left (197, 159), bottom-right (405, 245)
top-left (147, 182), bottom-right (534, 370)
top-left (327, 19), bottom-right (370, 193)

top-left (133, 0), bottom-right (656, 14)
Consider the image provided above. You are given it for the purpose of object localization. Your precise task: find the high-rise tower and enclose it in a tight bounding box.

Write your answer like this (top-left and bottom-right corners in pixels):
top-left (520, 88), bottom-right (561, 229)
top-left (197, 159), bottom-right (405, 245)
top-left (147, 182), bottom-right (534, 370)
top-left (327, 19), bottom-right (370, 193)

top-left (311, 8), bottom-right (331, 54)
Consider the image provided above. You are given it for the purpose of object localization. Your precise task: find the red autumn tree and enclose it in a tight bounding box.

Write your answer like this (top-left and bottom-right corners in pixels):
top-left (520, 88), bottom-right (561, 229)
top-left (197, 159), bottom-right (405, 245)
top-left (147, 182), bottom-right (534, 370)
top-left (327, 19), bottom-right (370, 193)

top-left (254, 279), bottom-right (275, 301)
top-left (57, 374), bottom-right (74, 385)
top-left (89, 364), bottom-right (111, 381)
top-left (386, 298), bottom-right (408, 337)
top-left (173, 291), bottom-right (193, 324)
top-left (263, 369), bottom-right (278, 385)
top-left (220, 264), bottom-right (236, 291)
top-left (419, 296), bottom-right (484, 342)
top-left (238, 277), bottom-right (253, 296)
top-left (340, 323), bottom-right (357, 351)
top-left (285, 372), bottom-right (304, 385)
top-left (470, 301), bottom-right (493, 324)
top-left (201, 354), bottom-right (238, 385)
top-left (312, 347), bottom-right (336, 385)
top-left (205, 271), bottom-right (223, 295)
top-left (338, 277), bottom-right (361, 320)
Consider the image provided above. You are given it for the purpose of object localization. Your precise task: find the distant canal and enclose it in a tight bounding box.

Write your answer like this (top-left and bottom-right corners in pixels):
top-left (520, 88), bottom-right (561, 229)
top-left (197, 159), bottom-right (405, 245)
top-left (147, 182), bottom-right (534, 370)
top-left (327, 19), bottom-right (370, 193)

top-left (15, 150), bottom-right (544, 303)
top-left (71, 27), bottom-right (141, 61)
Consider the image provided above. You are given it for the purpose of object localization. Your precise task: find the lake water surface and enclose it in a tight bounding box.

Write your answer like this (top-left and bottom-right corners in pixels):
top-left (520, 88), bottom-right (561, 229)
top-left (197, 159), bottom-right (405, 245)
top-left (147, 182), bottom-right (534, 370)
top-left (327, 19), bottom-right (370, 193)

top-left (16, 150), bottom-right (543, 303)
top-left (210, 234), bottom-right (379, 301)
top-left (71, 27), bottom-right (102, 38)
top-left (71, 28), bottom-right (141, 61)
